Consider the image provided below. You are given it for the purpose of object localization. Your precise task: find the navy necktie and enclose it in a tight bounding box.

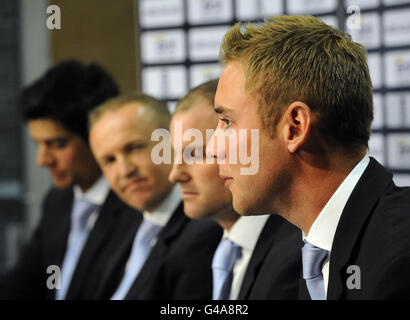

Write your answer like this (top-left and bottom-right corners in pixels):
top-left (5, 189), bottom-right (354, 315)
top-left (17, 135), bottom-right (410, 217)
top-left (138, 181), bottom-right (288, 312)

top-left (212, 238), bottom-right (242, 300)
top-left (302, 241), bottom-right (329, 300)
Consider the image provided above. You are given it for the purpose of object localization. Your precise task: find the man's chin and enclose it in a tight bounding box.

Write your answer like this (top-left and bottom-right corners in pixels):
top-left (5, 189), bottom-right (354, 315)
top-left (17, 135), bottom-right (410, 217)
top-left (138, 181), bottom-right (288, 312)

top-left (127, 200), bottom-right (149, 212)
top-left (183, 206), bottom-right (213, 220)
top-left (126, 195), bottom-right (161, 212)
top-left (233, 198), bottom-right (276, 216)
top-left (232, 196), bottom-right (259, 216)
top-left (53, 179), bottom-right (72, 190)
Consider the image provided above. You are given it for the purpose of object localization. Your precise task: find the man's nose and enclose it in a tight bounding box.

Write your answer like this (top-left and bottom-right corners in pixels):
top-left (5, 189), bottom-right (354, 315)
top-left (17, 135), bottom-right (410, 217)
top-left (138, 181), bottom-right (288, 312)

top-left (36, 146), bottom-right (55, 167)
top-left (206, 129), bottom-right (226, 163)
top-left (168, 163), bottom-right (190, 184)
top-left (119, 155), bottom-right (137, 177)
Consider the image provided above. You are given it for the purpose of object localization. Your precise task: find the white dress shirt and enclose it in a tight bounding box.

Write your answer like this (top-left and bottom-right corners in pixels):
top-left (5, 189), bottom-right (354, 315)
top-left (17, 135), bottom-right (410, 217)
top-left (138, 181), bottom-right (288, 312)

top-left (221, 214), bottom-right (270, 300)
top-left (143, 184), bottom-right (182, 228)
top-left (123, 185), bottom-right (182, 270)
top-left (303, 154), bottom-right (370, 295)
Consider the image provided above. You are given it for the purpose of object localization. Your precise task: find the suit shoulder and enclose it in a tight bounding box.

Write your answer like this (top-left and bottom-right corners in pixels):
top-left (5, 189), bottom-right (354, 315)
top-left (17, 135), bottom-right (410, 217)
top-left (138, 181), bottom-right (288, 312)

top-left (183, 219), bottom-right (223, 241)
top-left (169, 219), bottom-right (222, 257)
top-left (43, 187), bottom-right (72, 208)
top-left (378, 185), bottom-right (410, 224)
top-left (103, 191), bottom-right (141, 216)
top-left (369, 186), bottom-right (410, 252)
top-left (381, 185), bottom-right (410, 208)
top-left (40, 187), bottom-right (73, 222)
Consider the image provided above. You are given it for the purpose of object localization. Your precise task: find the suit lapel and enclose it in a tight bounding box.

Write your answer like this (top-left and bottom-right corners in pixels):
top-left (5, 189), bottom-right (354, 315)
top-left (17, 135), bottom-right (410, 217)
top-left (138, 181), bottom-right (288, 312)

top-left (92, 208), bottom-right (142, 299)
top-left (237, 215), bottom-right (283, 299)
top-left (76, 191), bottom-right (124, 266)
top-left (46, 188), bottom-right (73, 268)
top-left (41, 188), bottom-right (73, 299)
top-left (152, 202), bottom-right (187, 244)
top-left (65, 191), bottom-right (128, 298)
top-left (125, 202), bottom-right (187, 299)
top-left (327, 158), bottom-right (393, 300)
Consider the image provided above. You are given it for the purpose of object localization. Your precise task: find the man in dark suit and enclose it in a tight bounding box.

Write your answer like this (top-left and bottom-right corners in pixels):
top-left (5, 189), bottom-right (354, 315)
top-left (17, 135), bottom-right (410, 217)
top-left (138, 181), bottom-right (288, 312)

top-left (297, 158), bottom-right (410, 299)
top-left (168, 79), bottom-right (301, 300)
top-left (207, 15), bottom-right (410, 299)
top-left (0, 60), bottom-right (139, 300)
top-left (89, 93), bottom-right (222, 300)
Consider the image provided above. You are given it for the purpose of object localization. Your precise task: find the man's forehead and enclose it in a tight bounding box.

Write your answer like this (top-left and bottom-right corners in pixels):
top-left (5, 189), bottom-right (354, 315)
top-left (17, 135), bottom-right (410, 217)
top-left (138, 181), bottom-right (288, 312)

top-left (219, 61), bottom-right (244, 87)
top-left (215, 62), bottom-right (246, 107)
top-left (171, 114), bottom-right (215, 147)
top-left (91, 113), bottom-right (151, 149)
top-left (94, 131), bottom-right (149, 159)
top-left (28, 119), bottom-right (72, 139)
top-left (172, 107), bottom-right (216, 130)
top-left (98, 104), bottom-right (158, 133)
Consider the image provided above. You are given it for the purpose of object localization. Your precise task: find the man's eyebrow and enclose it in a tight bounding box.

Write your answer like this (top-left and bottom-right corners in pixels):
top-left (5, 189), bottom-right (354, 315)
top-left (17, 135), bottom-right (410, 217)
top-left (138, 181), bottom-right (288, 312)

top-left (214, 106), bottom-right (232, 115)
top-left (44, 136), bottom-right (69, 144)
top-left (49, 136), bottom-right (68, 141)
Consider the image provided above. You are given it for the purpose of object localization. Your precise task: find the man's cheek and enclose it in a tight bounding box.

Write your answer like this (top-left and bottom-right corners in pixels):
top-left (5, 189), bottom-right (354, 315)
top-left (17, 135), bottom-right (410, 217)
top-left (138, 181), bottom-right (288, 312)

top-left (61, 151), bottom-right (78, 168)
top-left (104, 170), bottom-right (117, 189)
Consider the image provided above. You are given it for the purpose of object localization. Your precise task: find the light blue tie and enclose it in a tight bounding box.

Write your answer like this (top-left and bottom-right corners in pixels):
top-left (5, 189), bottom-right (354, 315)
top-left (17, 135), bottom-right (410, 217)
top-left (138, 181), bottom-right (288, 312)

top-left (56, 198), bottom-right (98, 300)
top-left (111, 219), bottom-right (162, 300)
top-left (212, 238), bottom-right (242, 300)
top-left (302, 241), bottom-right (329, 300)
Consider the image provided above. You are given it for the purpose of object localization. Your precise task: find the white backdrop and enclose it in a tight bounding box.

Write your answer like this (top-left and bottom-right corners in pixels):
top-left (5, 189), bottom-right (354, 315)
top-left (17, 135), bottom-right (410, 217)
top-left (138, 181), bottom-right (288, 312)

top-left (137, 0), bottom-right (410, 184)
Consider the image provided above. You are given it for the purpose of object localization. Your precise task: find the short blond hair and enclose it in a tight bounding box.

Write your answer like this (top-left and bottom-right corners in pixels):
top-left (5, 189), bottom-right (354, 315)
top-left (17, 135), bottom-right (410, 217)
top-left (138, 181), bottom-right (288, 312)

top-left (174, 78), bottom-right (219, 115)
top-left (220, 15), bottom-right (373, 151)
top-left (89, 92), bottom-right (170, 130)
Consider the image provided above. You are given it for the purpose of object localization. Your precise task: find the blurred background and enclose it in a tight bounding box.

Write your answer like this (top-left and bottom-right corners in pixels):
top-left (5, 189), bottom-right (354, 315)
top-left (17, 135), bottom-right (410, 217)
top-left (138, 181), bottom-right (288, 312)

top-left (0, 0), bottom-right (409, 271)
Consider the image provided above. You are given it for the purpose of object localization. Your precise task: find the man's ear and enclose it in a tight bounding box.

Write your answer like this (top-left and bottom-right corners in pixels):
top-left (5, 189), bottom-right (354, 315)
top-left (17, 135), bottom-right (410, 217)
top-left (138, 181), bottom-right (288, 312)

top-left (282, 101), bottom-right (312, 153)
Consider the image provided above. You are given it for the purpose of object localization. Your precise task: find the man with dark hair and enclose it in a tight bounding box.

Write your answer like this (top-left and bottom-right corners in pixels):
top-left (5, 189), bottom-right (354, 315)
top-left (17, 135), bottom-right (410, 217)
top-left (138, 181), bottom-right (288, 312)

top-left (208, 16), bottom-right (410, 299)
top-left (0, 60), bottom-right (138, 300)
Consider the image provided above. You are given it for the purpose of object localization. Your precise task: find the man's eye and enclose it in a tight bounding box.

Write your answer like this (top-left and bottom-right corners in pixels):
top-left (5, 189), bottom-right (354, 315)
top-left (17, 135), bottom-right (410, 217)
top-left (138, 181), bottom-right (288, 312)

top-left (51, 139), bottom-right (69, 149)
top-left (133, 144), bottom-right (145, 150)
top-left (103, 157), bottom-right (115, 165)
top-left (184, 146), bottom-right (202, 160)
top-left (126, 143), bottom-right (145, 153)
top-left (220, 118), bottom-right (232, 128)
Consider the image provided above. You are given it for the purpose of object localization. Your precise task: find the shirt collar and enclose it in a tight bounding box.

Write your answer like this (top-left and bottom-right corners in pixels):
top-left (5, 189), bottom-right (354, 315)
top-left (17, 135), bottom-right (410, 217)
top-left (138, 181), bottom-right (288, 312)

top-left (73, 176), bottom-right (110, 206)
top-left (224, 214), bottom-right (270, 252)
top-left (143, 184), bottom-right (182, 227)
top-left (303, 154), bottom-right (370, 252)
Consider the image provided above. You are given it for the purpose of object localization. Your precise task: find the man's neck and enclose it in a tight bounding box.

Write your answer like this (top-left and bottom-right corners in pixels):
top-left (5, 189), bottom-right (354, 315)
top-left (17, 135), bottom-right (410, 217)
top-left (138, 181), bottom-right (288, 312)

top-left (144, 185), bottom-right (175, 214)
top-left (214, 206), bottom-right (240, 232)
top-left (78, 170), bottom-right (102, 193)
top-left (279, 151), bottom-right (366, 234)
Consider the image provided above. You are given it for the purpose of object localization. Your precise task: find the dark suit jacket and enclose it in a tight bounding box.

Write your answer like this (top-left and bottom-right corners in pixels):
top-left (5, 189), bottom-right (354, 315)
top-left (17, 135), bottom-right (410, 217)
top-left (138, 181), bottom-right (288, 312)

top-left (298, 157), bottom-right (410, 300)
top-left (87, 202), bottom-right (223, 300)
top-left (238, 214), bottom-right (302, 300)
top-left (0, 186), bottom-right (139, 300)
